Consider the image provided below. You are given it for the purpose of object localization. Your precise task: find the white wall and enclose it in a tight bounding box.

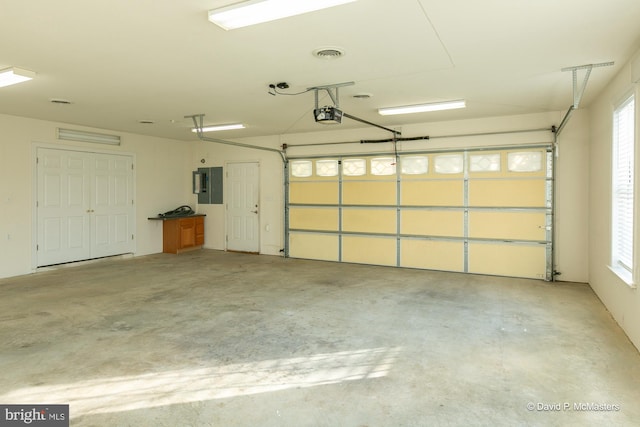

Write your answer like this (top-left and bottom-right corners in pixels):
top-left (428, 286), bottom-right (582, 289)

top-left (0, 108), bottom-right (590, 286)
top-left (192, 136), bottom-right (285, 255)
top-left (197, 111), bottom-right (589, 283)
top-left (0, 113), bottom-right (192, 279)
top-left (588, 49), bottom-right (640, 351)
top-left (554, 109), bottom-right (590, 283)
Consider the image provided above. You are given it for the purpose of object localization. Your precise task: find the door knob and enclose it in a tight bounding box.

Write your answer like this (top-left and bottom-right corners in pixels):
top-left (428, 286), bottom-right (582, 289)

top-left (251, 210), bottom-right (258, 214)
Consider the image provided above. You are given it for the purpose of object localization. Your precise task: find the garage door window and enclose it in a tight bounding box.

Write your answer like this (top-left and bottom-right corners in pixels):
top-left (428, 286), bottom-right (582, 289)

top-left (470, 153), bottom-right (501, 172)
top-left (316, 160), bottom-right (339, 177)
top-left (291, 160), bottom-right (313, 177)
top-left (343, 159), bottom-right (366, 176)
top-left (507, 152), bottom-right (542, 172)
top-left (371, 157), bottom-right (396, 176)
top-left (401, 156), bottom-right (428, 175)
top-left (434, 154), bottom-right (463, 174)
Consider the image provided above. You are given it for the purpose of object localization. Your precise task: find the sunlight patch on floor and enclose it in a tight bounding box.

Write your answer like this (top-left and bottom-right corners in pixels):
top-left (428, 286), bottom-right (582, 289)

top-left (1, 347), bottom-right (401, 417)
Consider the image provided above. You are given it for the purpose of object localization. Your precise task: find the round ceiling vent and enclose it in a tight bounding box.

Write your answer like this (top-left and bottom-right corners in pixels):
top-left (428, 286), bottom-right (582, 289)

top-left (312, 46), bottom-right (345, 59)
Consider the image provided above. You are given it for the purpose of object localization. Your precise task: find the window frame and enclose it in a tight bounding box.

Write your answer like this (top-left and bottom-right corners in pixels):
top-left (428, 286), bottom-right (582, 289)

top-left (610, 91), bottom-right (637, 287)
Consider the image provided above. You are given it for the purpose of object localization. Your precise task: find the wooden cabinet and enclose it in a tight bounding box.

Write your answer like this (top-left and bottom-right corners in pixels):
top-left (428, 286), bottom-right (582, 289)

top-left (162, 216), bottom-right (205, 254)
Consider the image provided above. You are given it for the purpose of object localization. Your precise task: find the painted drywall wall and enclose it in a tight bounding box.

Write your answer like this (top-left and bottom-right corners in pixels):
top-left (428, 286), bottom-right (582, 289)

top-left (0, 113), bottom-right (192, 279)
top-left (191, 138), bottom-right (284, 255)
top-left (0, 109), bottom-right (589, 284)
top-left (194, 110), bottom-right (589, 283)
top-left (588, 49), bottom-right (640, 351)
top-left (553, 109), bottom-right (590, 282)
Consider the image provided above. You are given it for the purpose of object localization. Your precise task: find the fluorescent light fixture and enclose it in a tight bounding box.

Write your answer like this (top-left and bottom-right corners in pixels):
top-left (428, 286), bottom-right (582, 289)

top-left (0, 67), bottom-right (35, 88)
top-left (208, 0), bottom-right (357, 30)
top-left (192, 123), bottom-right (245, 133)
top-left (378, 100), bottom-right (466, 116)
top-left (57, 128), bottom-right (121, 145)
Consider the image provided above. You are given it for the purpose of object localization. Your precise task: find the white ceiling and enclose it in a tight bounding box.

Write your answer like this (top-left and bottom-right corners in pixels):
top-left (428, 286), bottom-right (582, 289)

top-left (1, 0), bottom-right (639, 141)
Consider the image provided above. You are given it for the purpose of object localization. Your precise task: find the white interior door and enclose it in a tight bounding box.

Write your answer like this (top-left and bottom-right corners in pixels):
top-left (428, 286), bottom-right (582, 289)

top-left (226, 162), bottom-right (260, 253)
top-left (37, 148), bottom-right (134, 267)
top-left (37, 149), bottom-right (92, 266)
top-left (92, 154), bottom-right (134, 258)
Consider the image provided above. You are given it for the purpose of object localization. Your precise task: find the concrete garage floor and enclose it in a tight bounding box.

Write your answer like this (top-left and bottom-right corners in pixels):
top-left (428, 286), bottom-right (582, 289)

top-left (1, 250), bottom-right (639, 426)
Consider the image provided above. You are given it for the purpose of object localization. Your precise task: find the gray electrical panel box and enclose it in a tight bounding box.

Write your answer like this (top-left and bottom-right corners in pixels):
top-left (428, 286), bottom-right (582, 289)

top-left (193, 167), bottom-right (223, 204)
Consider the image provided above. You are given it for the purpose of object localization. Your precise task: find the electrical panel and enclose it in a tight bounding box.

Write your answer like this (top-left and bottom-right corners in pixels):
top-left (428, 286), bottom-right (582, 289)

top-left (193, 167), bottom-right (223, 204)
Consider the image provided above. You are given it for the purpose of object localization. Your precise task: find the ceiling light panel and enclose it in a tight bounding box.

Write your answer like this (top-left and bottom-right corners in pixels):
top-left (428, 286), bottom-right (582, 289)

top-left (192, 124), bottom-right (245, 133)
top-left (378, 100), bottom-right (466, 116)
top-left (208, 0), bottom-right (357, 30)
top-left (0, 67), bottom-right (35, 88)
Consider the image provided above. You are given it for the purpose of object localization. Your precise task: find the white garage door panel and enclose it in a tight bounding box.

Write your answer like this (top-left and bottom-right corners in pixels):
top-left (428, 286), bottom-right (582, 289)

top-left (342, 208), bottom-right (396, 234)
top-left (289, 182), bottom-right (338, 205)
top-left (287, 146), bottom-right (553, 280)
top-left (469, 180), bottom-right (547, 207)
top-left (401, 210), bottom-right (464, 237)
top-left (289, 207), bottom-right (339, 231)
top-left (400, 239), bottom-right (464, 272)
top-left (342, 236), bottom-right (396, 266)
top-left (468, 211), bottom-right (547, 241)
top-left (401, 180), bottom-right (464, 206)
top-left (468, 242), bottom-right (547, 279)
top-left (343, 181), bottom-right (396, 205)
top-left (289, 232), bottom-right (339, 261)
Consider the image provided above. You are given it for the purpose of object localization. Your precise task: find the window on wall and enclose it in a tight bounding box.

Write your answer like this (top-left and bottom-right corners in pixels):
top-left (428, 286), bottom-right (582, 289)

top-left (612, 94), bottom-right (635, 285)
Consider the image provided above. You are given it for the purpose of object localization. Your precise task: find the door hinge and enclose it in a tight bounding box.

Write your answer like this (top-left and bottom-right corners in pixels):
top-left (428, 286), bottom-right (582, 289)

top-left (36, 157), bottom-right (39, 164)
top-left (36, 244), bottom-right (39, 251)
top-left (132, 199), bottom-right (134, 205)
top-left (131, 164), bottom-right (134, 170)
top-left (131, 234), bottom-right (134, 240)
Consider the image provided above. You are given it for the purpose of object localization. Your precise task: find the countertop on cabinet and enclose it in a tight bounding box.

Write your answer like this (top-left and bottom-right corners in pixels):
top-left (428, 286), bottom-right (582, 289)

top-left (147, 214), bottom-right (206, 221)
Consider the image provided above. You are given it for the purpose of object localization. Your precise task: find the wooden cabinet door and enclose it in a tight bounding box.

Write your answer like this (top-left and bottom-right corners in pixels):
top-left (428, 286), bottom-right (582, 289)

top-left (195, 217), bottom-right (205, 246)
top-left (179, 218), bottom-right (196, 248)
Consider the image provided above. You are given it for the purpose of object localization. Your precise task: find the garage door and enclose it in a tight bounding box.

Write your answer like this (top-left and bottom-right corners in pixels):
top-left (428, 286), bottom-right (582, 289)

top-left (287, 145), bottom-right (553, 280)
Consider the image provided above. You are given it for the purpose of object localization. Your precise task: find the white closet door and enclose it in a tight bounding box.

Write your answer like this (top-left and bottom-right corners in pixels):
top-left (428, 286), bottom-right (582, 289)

top-left (37, 149), bottom-right (92, 266)
top-left (37, 148), bottom-right (134, 267)
top-left (91, 153), bottom-right (134, 258)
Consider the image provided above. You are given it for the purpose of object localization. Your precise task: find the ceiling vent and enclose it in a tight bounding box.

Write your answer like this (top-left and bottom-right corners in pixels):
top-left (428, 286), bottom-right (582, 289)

top-left (50, 98), bottom-right (72, 105)
top-left (312, 47), bottom-right (345, 59)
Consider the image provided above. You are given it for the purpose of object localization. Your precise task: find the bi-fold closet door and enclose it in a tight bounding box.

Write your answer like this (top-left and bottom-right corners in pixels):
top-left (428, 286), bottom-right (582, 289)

top-left (287, 146), bottom-right (553, 280)
top-left (36, 147), bottom-right (135, 267)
